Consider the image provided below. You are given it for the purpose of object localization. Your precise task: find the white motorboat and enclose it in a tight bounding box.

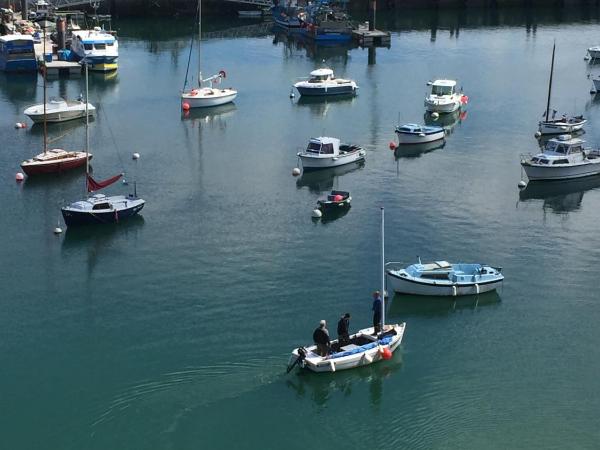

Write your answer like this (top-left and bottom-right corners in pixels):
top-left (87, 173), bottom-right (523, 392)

top-left (386, 259), bottom-right (504, 297)
top-left (521, 134), bottom-right (600, 181)
top-left (539, 42), bottom-right (586, 135)
top-left (424, 79), bottom-right (466, 114)
top-left (71, 28), bottom-right (118, 72)
top-left (181, 0), bottom-right (237, 109)
top-left (24, 98), bottom-right (95, 123)
top-left (587, 46), bottom-right (600, 60)
top-left (293, 68), bottom-right (358, 97)
top-left (395, 123), bottom-right (445, 144)
top-left (287, 208), bottom-right (406, 374)
top-left (297, 137), bottom-right (365, 171)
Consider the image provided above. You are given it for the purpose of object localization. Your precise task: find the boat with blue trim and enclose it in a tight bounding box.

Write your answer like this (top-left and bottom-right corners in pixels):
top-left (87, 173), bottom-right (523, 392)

top-left (386, 259), bottom-right (504, 297)
top-left (293, 68), bottom-right (357, 96)
top-left (71, 27), bottom-right (118, 72)
top-left (395, 123), bottom-right (445, 145)
top-left (0, 35), bottom-right (37, 72)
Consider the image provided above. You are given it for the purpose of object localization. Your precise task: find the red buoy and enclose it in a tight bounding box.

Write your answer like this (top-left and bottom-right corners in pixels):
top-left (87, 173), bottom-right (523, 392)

top-left (382, 347), bottom-right (392, 360)
top-left (182, 102), bottom-right (190, 111)
top-left (389, 141), bottom-right (397, 150)
top-left (461, 95), bottom-right (469, 104)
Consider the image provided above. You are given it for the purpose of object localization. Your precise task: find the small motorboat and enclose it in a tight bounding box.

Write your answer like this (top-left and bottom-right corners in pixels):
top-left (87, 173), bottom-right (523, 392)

top-left (521, 134), bottom-right (600, 181)
top-left (297, 137), bottom-right (365, 171)
top-left (395, 123), bottom-right (445, 144)
top-left (24, 98), bottom-right (96, 123)
top-left (424, 79), bottom-right (467, 114)
top-left (293, 68), bottom-right (358, 97)
top-left (386, 259), bottom-right (504, 297)
top-left (316, 190), bottom-right (351, 213)
top-left (20, 148), bottom-right (90, 175)
top-left (588, 46), bottom-right (600, 60)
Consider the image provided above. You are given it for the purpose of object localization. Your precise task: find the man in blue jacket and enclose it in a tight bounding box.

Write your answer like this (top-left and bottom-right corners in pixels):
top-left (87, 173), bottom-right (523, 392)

top-left (372, 291), bottom-right (382, 334)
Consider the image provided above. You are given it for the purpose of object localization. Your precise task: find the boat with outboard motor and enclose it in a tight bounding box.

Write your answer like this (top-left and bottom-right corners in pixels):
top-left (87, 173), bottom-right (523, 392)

top-left (395, 123), bottom-right (445, 144)
top-left (293, 68), bottom-right (358, 97)
top-left (287, 208), bottom-right (406, 373)
top-left (520, 134), bottom-right (600, 181)
top-left (24, 97), bottom-right (95, 123)
top-left (386, 259), bottom-right (504, 297)
top-left (424, 79), bottom-right (467, 114)
top-left (297, 137), bottom-right (365, 171)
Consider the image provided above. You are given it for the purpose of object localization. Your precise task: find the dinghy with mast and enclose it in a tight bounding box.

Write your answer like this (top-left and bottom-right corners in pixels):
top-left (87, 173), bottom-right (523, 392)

top-left (20, 29), bottom-right (89, 176)
top-left (61, 60), bottom-right (145, 227)
top-left (181, 0), bottom-right (237, 109)
top-left (538, 42), bottom-right (586, 136)
top-left (287, 208), bottom-right (406, 373)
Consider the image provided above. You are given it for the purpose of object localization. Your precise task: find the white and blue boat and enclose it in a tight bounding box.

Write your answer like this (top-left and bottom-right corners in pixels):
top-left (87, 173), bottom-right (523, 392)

top-left (0, 35), bottom-right (37, 72)
top-left (395, 123), bottom-right (445, 145)
top-left (293, 68), bottom-right (357, 97)
top-left (386, 260), bottom-right (504, 297)
top-left (71, 28), bottom-right (118, 72)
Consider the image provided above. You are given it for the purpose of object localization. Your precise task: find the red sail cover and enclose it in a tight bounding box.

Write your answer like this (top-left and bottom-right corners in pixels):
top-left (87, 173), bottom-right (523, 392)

top-left (87, 173), bottom-right (123, 192)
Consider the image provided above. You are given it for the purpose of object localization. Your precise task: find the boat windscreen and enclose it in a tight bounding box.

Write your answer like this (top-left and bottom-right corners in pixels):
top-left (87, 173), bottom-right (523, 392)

top-left (432, 85), bottom-right (453, 95)
top-left (307, 142), bottom-right (321, 153)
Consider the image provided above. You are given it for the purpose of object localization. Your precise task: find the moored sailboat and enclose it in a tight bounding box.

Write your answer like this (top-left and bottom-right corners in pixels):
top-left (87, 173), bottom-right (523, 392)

top-left (181, 0), bottom-right (237, 109)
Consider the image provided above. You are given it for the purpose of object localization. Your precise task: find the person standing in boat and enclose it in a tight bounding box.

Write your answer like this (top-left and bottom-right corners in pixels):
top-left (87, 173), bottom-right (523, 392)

top-left (313, 320), bottom-right (331, 357)
top-left (337, 313), bottom-right (351, 346)
top-left (372, 291), bottom-right (382, 335)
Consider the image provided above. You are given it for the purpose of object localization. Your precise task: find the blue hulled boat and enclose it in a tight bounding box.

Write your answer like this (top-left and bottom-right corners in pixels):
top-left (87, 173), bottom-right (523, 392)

top-left (0, 35), bottom-right (37, 72)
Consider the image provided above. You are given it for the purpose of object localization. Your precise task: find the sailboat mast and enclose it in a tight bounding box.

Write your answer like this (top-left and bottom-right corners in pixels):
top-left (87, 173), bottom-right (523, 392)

top-left (545, 42), bottom-right (556, 123)
top-left (381, 207), bottom-right (385, 331)
top-left (42, 27), bottom-right (47, 154)
top-left (84, 60), bottom-right (89, 189)
top-left (197, 0), bottom-right (202, 87)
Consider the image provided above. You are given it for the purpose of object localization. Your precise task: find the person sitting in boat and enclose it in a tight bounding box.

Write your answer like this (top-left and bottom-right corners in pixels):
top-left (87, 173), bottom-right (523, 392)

top-left (313, 320), bottom-right (330, 357)
top-left (372, 291), bottom-right (382, 335)
top-left (337, 313), bottom-right (351, 346)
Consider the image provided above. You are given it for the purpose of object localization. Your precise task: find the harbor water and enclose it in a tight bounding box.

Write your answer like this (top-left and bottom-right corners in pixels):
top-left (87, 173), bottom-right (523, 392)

top-left (2, 7), bottom-right (600, 449)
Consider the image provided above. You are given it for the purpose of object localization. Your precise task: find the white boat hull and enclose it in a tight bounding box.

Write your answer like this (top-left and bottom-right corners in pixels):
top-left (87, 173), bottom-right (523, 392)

top-left (396, 130), bottom-right (445, 144)
top-left (538, 120), bottom-right (586, 135)
top-left (290, 324), bottom-right (406, 373)
top-left (24, 103), bottom-right (95, 123)
top-left (181, 88), bottom-right (237, 108)
top-left (387, 272), bottom-right (502, 296)
top-left (424, 95), bottom-right (462, 113)
top-left (522, 161), bottom-right (600, 181)
top-left (588, 47), bottom-right (600, 59)
top-left (299, 150), bottom-right (365, 170)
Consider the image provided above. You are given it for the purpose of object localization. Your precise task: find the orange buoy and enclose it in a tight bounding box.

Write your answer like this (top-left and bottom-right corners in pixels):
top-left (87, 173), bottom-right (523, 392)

top-left (15, 172), bottom-right (24, 181)
top-left (389, 141), bottom-right (397, 150)
top-left (182, 102), bottom-right (190, 111)
top-left (382, 347), bottom-right (392, 360)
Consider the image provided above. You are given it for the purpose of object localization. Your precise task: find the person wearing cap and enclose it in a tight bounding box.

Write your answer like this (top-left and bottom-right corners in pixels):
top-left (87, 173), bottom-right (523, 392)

top-left (313, 320), bottom-right (330, 357)
top-left (337, 313), bottom-right (351, 346)
top-left (372, 291), bottom-right (382, 334)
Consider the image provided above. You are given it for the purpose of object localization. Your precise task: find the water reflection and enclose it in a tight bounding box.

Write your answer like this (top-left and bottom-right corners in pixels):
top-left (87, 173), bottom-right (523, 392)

top-left (285, 357), bottom-right (402, 410)
top-left (295, 94), bottom-right (356, 118)
top-left (317, 205), bottom-right (351, 224)
top-left (296, 161), bottom-right (365, 193)
top-left (388, 291), bottom-right (501, 317)
top-left (519, 176), bottom-right (600, 214)
top-left (0, 72), bottom-right (38, 113)
top-left (272, 26), bottom-right (354, 63)
top-left (394, 140), bottom-right (446, 160)
top-left (536, 130), bottom-right (585, 150)
top-left (424, 110), bottom-right (465, 136)
top-left (29, 116), bottom-right (92, 140)
top-left (181, 103), bottom-right (237, 133)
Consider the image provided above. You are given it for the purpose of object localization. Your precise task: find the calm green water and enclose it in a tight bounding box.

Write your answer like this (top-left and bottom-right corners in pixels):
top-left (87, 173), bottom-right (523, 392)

top-left (3, 6), bottom-right (600, 449)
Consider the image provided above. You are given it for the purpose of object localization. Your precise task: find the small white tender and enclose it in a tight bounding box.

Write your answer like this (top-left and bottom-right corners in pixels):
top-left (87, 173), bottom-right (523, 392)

top-left (297, 136), bottom-right (365, 171)
top-left (424, 79), bottom-right (466, 113)
top-left (24, 98), bottom-right (95, 123)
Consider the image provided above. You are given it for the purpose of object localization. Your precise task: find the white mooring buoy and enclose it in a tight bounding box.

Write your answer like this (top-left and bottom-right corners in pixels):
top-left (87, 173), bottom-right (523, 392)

top-left (292, 167), bottom-right (301, 176)
top-left (534, 131), bottom-right (542, 139)
top-left (15, 172), bottom-right (24, 182)
top-left (518, 180), bottom-right (527, 189)
top-left (132, 152), bottom-right (140, 160)
top-left (54, 227), bottom-right (63, 234)
top-left (312, 208), bottom-right (322, 218)
top-left (431, 112), bottom-right (439, 120)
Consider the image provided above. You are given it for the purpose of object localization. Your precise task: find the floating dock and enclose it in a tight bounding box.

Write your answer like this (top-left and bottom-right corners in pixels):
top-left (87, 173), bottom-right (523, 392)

top-left (352, 27), bottom-right (391, 48)
top-left (44, 60), bottom-right (81, 77)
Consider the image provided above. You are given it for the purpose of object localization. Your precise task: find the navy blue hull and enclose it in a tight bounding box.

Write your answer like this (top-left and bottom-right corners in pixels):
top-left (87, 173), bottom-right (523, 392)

top-left (62, 203), bottom-right (144, 227)
top-left (296, 86), bottom-right (355, 96)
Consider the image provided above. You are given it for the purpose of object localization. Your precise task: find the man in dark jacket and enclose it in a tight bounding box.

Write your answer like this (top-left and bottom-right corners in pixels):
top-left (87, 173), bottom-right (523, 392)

top-left (372, 291), bottom-right (382, 334)
top-left (337, 313), bottom-right (351, 346)
top-left (313, 320), bottom-right (330, 357)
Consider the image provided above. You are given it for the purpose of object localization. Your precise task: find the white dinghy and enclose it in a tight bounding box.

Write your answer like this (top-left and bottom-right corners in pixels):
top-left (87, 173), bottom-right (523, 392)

top-left (287, 208), bottom-right (406, 374)
top-left (24, 98), bottom-right (95, 124)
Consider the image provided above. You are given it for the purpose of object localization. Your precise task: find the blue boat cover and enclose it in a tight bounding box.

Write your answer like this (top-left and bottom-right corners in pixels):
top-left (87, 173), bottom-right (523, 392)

top-left (330, 336), bottom-right (393, 359)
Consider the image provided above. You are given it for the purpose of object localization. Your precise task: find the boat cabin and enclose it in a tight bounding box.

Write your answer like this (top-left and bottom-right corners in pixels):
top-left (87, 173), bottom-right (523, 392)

top-left (0, 35), bottom-right (37, 72)
top-left (530, 135), bottom-right (592, 165)
top-left (305, 137), bottom-right (340, 155)
top-left (308, 68), bottom-right (334, 83)
top-left (430, 79), bottom-right (456, 96)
